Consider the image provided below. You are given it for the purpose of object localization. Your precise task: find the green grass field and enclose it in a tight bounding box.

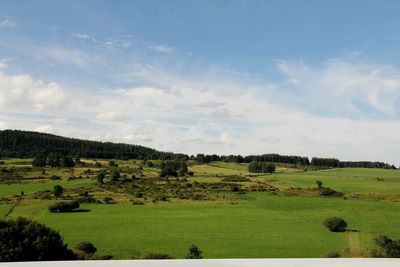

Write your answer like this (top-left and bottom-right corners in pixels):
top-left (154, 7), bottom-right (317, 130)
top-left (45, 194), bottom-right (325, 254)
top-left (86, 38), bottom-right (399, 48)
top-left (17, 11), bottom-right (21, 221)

top-left (264, 168), bottom-right (400, 195)
top-left (1, 159), bottom-right (400, 258)
top-left (0, 179), bottom-right (95, 197)
top-left (6, 193), bottom-right (400, 258)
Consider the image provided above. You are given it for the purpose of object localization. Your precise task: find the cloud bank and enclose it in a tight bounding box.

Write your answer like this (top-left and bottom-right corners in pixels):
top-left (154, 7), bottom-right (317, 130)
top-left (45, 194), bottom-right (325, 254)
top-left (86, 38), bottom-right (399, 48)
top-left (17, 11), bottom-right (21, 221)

top-left (1, 57), bottom-right (400, 165)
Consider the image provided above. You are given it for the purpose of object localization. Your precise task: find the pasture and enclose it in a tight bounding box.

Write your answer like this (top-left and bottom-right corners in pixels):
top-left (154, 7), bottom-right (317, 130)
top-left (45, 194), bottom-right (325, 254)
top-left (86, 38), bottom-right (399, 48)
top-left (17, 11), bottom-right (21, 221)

top-left (1, 159), bottom-right (400, 258)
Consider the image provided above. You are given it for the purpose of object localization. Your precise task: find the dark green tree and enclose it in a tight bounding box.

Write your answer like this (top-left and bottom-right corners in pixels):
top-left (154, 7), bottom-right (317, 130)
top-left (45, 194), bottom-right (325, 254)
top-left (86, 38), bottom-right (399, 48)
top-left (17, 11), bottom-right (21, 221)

top-left (0, 217), bottom-right (76, 261)
top-left (47, 152), bottom-right (61, 167)
top-left (48, 201), bottom-right (80, 213)
top-left (32, 154), bottom-right (47, 167)
top-left (323, 217), bottom-right (347, 232)
top-left (53, 185), bottom-right (64, 198)
top-left (62, 156), bottom-right (75, 168)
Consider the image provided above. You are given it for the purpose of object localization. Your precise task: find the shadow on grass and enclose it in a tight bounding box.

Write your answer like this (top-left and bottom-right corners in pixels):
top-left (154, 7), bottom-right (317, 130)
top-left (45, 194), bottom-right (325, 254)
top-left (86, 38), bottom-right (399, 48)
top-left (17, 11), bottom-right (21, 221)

top-left (346, 229), bottom-right (360, 232)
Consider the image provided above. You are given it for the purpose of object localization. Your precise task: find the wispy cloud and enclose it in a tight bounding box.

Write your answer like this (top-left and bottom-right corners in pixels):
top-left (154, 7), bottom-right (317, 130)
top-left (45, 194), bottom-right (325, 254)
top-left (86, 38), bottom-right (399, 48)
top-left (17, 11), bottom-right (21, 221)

top-left (41, 47), bottom-right (102, 68)
top-left (278, 58), bottom-right (400, 116)
top-left (0, 17), bottom-right (16, 28)
top-left (148, 44), bottom-right (175, 53)
top-left (71, 32), bottom-right (132, 49)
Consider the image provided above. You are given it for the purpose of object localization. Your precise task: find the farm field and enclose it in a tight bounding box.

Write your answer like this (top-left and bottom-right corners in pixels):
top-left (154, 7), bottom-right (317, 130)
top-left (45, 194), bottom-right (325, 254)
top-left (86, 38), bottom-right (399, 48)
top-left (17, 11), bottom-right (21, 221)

top-left (1, 158), bottom-right (400, 259)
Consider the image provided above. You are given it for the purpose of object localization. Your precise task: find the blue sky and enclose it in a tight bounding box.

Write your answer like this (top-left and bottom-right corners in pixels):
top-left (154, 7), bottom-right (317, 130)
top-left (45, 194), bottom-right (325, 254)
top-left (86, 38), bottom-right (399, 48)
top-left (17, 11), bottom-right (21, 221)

top-left (1, 0), bottom-right (400, 164)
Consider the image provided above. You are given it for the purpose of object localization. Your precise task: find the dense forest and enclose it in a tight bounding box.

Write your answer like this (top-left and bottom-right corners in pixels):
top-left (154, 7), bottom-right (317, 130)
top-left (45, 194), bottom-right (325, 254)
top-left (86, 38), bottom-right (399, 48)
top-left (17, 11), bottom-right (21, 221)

top-left (0, 130), bottom-right (188, 160)
top-left (0, 130), bottom-right (396, 169)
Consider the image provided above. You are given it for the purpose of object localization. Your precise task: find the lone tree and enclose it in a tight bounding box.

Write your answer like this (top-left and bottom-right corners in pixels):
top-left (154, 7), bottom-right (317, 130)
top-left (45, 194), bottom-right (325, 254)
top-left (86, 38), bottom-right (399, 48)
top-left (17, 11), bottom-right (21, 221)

top-left (316, 180), bottom-right (323, 189)
top-left (186, 244), bottom-right (203, 259)
top-left (0, 217), bottom-right (76, 261)
top-left (74, 241), bottom-right (97, 259)
top-left (323, 217), bottom-right (348, 232)
top-left (53, 185), bottom-right (64, 198)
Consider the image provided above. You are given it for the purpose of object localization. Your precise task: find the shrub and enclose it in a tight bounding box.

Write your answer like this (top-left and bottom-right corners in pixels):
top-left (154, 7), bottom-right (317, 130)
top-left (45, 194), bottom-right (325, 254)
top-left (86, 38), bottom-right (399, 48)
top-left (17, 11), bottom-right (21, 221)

top-left (186, 244), bottom-right (203, 259)
top-left (74, 241), bottom-right (97, 259)
top-left (48, 201), bottom-right (80, 213)
top-left (372, 235), bottom-right (400, 258)
top-left (222, 175), bottom-right (250, 182)
top-left (320, 187), bottom-right (343, 197)
top-left (0, 217), bottom-right (76, 261)
top-left (230, 184), bottom-right (240, 192)
top-left (50, 175), bottom-right (61, 180)
top-left (326, 251), bottom-right (340, 258)
top-left (323, 217), bottom-right (347, 232)
top-left (97, 173), bottom-right (105, 184)
top-left (111, 170), bottom-right (120, 182)
top-left (144, 252), bottom-right (173, 259)
top-left (103, 197), bottom-right (115, 204)
top-left (147, 161), bottom-right (154, 167)
top-left (53, 185), bottom-right (64, 198)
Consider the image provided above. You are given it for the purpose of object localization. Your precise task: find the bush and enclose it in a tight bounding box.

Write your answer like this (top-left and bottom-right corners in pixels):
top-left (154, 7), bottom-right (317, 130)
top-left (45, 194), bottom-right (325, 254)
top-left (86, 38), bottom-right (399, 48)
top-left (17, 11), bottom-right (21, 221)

top-left (230, 184), bottom-right (240, 192)
top-left (111, 170), bottom-right (120, 182)
top-left (53, 185), bottom-right (64, 198)
top-left (186, 244), bottom-right (203, 259)
top-left (97, 172), bottom-right (105, 184)
top-left (103, 197), bottom-right (115, 204)
top-left (323, 217), bottom-right (347, 232)
top-left (372, 235), bottom-right (400, 258)
top-left (144, 252), bottom-right (173, 259)
top-left (320, 187), bottom-right (343, 197)
top-left (48, 201), bottom-right (80, 213)
top-left (74, 241), bottom-right (97, 259)
top-left (0, 217), bottom-right (76, 261)
top-left (50, 175), bottom-right (61, 180)
top-left (222, 176), bottom-right (250, 182)
top-left (326, 251), bottom-right (340, 258)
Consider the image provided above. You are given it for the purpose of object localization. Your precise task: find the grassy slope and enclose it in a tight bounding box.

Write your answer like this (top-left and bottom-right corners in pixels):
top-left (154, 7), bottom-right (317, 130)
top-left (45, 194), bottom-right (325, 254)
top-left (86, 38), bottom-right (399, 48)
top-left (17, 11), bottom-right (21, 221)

top-left (10, 193), bottom-right (400, 259)
top-left (265, 168), bottom-right (400, 195)
top-left (2, 160), bottom-right (400, 258)
top-left (0, 179), bottom-right (95, 197)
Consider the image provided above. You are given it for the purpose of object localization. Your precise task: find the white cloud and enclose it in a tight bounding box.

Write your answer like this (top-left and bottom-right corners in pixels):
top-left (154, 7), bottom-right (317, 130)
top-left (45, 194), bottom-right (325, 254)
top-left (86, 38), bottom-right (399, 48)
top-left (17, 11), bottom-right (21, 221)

top-left (72, 32), bottom-right (90, 40)
top-left (278, 59), bottom-right (400, 116)
top-left (0, 70), bottom-right (65, 112)
top-left (148, 44), bottom-right (175, 53)
top-left (94, 112), bottom-right (123, 122)
top-left (0, 18), bottom-right (16, 28)
top-left (2, 58), bottom-right (400, 165)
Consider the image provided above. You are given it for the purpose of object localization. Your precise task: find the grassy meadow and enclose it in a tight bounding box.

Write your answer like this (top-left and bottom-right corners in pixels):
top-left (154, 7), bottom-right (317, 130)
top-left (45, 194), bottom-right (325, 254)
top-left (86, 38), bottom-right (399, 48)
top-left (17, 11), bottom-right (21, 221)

top-left (1, 158), bottom-right (400, 258)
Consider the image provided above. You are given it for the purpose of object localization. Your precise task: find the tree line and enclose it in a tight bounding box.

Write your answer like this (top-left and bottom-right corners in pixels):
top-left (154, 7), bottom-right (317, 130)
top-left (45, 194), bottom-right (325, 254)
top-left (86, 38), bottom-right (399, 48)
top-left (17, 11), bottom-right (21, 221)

top-left (0, 130), bottom-right (396, 169)
top-left (0, 130), bottom-right (187, 160)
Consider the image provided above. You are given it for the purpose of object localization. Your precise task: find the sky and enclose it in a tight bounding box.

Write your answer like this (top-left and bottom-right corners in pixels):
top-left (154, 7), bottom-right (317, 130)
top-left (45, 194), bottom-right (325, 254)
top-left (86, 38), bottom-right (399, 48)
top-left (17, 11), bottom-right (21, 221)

top-left (1, 0), bottom-right (400, 165)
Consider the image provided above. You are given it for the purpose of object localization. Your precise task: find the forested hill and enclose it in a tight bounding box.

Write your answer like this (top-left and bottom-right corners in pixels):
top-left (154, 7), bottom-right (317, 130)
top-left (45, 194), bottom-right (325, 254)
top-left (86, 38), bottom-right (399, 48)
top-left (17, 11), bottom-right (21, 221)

top-left (0, 130), bottom-right (396, 169)
top-left (0, 130), bottom-right (187, 160)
